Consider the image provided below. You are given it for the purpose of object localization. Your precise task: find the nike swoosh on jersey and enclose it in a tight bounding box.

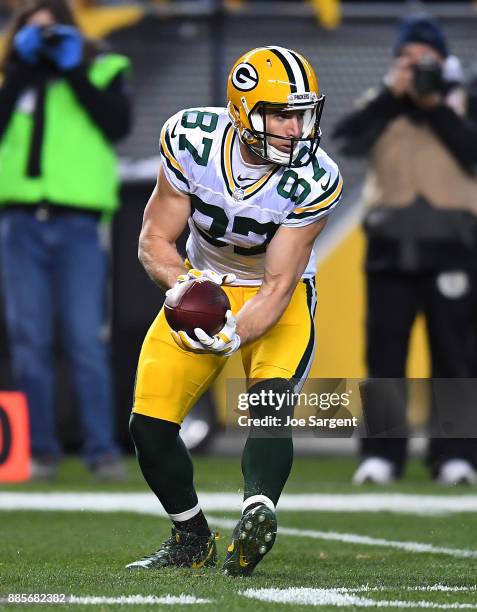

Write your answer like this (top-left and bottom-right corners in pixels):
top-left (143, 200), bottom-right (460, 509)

top-left (320, 174), bottom-right (331, 191)
top-left (236, 174), bottom-right (257, 186)
top-left (170, 121), bottom-right (179, 139)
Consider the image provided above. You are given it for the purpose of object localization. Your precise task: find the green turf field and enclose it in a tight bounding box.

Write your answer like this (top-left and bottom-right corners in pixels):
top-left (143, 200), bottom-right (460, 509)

top-left (1, 456), bottom-right (477, 611)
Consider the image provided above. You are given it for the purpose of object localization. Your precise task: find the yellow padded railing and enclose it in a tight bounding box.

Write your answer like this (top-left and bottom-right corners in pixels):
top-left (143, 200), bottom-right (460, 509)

top-left (309, 0), bottom-right (341, 29)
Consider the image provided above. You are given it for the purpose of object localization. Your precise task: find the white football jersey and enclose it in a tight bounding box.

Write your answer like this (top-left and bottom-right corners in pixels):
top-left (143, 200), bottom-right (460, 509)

top-left (160, 107), bottom-right (343, 286)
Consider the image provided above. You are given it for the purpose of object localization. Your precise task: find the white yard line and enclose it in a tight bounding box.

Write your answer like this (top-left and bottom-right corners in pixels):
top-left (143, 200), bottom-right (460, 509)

top-left (241, 587), bottom-right (477, 609)
top-left (1, 492), bottom-right (477, 559)
top-left (207, 517), bottom-right (477, 559)
top-left (299, 587), bottom-right (477, 593)
top-left (351, 586), bottom-right (477, 593)
top-left (3, 589), bottom-right (476, 608)
top-left (2, 491), bottom-right (477, 515)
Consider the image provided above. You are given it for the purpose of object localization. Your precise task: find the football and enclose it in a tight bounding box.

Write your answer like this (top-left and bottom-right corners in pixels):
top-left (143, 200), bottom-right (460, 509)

top-left (164, 279), bottom-right (231, 340)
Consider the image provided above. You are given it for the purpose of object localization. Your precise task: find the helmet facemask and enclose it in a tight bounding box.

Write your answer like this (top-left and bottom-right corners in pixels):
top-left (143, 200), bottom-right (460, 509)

top-left (240, 93), bottom-right (325, 167)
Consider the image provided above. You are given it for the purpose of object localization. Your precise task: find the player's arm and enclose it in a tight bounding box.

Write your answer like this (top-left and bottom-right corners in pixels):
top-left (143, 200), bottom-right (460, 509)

top-left (235, 218), bottom-right (327, 345)
top-left (138, 168), bottom-right (191, 290)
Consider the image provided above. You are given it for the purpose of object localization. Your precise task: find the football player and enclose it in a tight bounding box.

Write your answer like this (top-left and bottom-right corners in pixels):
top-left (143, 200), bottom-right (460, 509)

top-left (126, 46), bottom-right (343, 576)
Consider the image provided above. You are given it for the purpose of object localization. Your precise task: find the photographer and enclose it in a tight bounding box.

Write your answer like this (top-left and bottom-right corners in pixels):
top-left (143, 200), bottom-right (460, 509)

top-left (0, 0), bottom-right (132, 480)
top-left (333, 15), bottom-right (477, 485)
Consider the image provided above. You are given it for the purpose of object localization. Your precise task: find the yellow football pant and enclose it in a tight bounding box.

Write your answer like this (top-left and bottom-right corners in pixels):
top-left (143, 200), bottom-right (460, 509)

top-left (133, 278), bottom-right (317, 425)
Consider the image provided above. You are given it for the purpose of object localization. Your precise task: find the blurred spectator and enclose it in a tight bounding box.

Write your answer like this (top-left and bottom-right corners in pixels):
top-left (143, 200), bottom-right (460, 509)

top-left (333, 15), bottom-right (477, 485)
top-left (468, 61), bottom-right (477, 122)
top-left (0, 0), bottom-right (132, 480)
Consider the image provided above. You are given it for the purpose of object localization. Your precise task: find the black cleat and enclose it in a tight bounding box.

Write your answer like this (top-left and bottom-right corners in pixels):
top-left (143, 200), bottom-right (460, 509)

top-left (222, 505), bottom-right (277, 577)
top-left (126, 527), bottom-right (218, 570)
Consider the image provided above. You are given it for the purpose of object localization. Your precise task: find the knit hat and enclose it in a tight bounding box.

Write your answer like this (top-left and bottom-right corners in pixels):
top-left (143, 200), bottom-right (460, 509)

top-left (393, 16), bottom-right (449, 59)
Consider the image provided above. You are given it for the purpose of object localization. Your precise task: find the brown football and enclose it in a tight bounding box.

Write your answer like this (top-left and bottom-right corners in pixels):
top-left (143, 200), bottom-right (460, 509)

top-left (164, 279), bottom-right (231, 340)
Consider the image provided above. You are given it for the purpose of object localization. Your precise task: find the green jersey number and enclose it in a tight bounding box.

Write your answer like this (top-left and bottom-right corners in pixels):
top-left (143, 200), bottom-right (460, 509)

top-left (232, 216), bottom-right (278, 255)
top-left (277, 170), bottom-right (311, 206)
top-left (191, 195), bottom-right (277, 256)
top-left (179, 136), bottom-right (212, 167)
top-left (191, 196), bottom-right (228, 240)
top-left (181, 110), bottom-right (218, 133)
top-left (179, 110), bottom-right (218, 167)
top-left (276, 148), bottom-right (327, 205)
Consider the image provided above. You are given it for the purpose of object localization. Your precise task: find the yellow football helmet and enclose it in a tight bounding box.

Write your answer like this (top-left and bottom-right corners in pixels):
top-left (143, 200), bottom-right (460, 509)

top-left (227, 46), bottom-right (325, 167)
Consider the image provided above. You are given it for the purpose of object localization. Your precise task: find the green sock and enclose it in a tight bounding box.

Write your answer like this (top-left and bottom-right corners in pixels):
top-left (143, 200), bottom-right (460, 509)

top-left (129, 413), bottom-right (201, 516)
top-left (241, 436), bottom-right (294, 506)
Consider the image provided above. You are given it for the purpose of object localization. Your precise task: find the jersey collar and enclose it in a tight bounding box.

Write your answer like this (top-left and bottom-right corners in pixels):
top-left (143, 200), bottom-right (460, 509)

top-left (220, 123), bottom-right (279, 201)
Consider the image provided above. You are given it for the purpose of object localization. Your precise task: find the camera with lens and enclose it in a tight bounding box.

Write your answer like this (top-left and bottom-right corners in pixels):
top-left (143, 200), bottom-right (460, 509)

top-left (40, 26), bottom-right (63, 53)
top-left (412, 56), bottom-right (445, 97)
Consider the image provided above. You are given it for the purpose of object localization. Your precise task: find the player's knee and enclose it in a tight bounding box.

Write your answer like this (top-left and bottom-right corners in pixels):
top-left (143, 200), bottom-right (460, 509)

top-left (129, 412), bottom-right (180, 464)
top-left (247, 378), bottom-right (296, 435)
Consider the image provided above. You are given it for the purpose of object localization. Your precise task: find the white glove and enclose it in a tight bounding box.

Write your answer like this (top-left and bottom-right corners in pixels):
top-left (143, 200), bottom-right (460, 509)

top-left (171, 310), bottom-right (241, 357)
top-left (166, 269), bottom-right (236, 298)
